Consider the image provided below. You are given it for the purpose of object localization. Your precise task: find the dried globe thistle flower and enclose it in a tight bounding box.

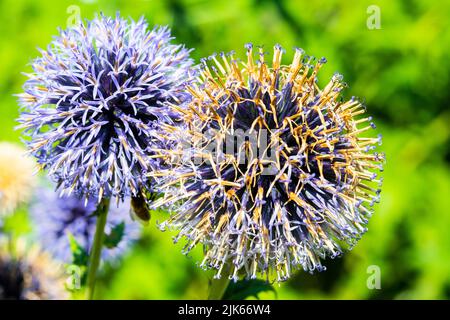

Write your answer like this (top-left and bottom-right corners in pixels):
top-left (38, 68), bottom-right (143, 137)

top-left (29, 186), bottom-right (141, 264)
top-left (0, 142), bottom-right (36, 217)
top-left (152, 44), bottom-right (384, 282)
top-left (0, 239), bottom-right (68, 300)
top-left (17, 14), bottom-right (193, 201)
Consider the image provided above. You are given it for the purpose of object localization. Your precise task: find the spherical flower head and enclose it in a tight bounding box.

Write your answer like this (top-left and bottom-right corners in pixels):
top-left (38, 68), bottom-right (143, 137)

top-left (29, 186), bottom-right (141, 264)
top-left (17, 13), bottom-right (193, 201)
top-left (0, 142), bottom-right (36, 217)
top-left (152, 44), bottom-right (384, 282)
top-left (0, 238), bottom-right (68, 300)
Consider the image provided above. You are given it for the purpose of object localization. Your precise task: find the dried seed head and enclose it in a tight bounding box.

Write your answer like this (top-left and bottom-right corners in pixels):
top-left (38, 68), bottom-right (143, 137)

top-left (152, 44), bottom-right (384, 282)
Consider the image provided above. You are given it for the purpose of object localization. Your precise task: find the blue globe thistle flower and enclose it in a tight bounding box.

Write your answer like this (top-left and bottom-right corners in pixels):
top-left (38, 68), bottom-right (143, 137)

top-left (17, 14), bottom-right (193, 201)
top-left (29, 187), bottom-right (141, 264)
top-left (152, 44), bottom-right (384, 282)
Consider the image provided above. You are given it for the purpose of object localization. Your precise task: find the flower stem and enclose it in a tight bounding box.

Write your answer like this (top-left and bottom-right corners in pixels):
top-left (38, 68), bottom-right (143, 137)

top-left (208, 265), bottom-right (232, 300)
top-left (85, 197), bottom-right (110, 300)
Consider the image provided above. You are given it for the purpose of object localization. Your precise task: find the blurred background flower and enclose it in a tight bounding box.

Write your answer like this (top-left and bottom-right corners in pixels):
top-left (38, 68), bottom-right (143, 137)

top-left (17, 14), bottom-right (193, 201)
top-left (0, 238), bottom-right (68, 300)
top-left (29, 186), bottom-right (141, 264)
top-left (0, 142), bottom-right (36, 217)
top-left (0, 0), bottom-right (449, 299)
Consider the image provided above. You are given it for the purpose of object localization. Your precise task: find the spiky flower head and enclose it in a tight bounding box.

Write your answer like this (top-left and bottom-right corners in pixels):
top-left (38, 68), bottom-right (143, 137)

top-left (17, 14), bottom-right (193, 201)
top-left (0, 142), bottom-right (36, 217)
top-left (0, 239), bottom-right (68, 300)
top-left (152, 44), bottom-right (384, 282)
top-left (29, 186), bottom-right (141, 264)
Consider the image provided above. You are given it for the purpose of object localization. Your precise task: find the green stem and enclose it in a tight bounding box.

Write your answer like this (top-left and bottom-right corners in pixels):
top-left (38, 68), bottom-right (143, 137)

top-left (208, 265), bottom-right (232, 300)
top-left (85, 198), bottom-right (110, 300)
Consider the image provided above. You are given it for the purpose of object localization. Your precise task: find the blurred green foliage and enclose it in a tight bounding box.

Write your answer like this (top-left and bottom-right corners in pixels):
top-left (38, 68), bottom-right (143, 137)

top-left (1, 0), bottom-right (449, 299)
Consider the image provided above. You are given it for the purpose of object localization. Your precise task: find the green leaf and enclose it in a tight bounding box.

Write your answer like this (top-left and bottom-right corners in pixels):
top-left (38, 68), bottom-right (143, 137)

top-left (103, 222), bottom-right (125, 249)
top-left (68, 232), bottom-right (89, 267)
top-left (223, 279), bottom-right (277, 300)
